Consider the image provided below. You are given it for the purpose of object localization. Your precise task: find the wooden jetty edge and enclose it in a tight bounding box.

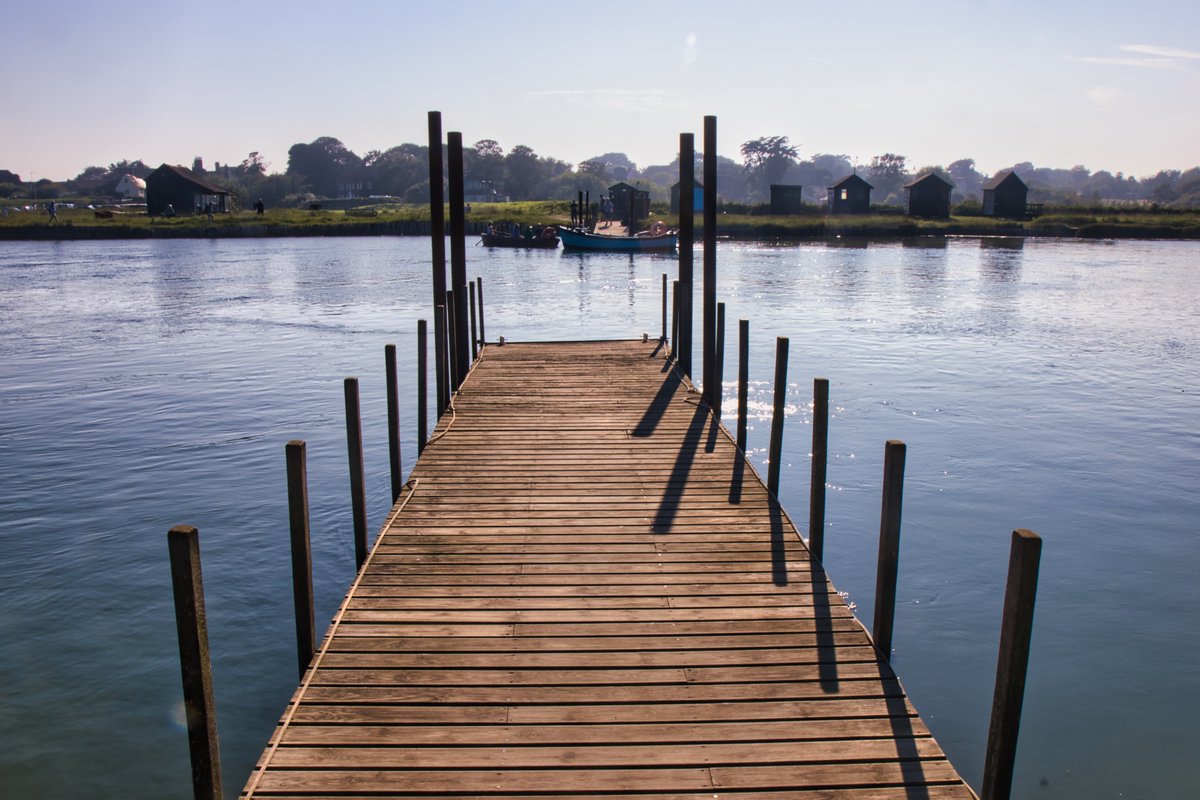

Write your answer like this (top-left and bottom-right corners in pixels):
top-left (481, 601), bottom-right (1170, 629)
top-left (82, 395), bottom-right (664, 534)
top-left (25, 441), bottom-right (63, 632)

top-left (240, 339), bottom-right (978, 799)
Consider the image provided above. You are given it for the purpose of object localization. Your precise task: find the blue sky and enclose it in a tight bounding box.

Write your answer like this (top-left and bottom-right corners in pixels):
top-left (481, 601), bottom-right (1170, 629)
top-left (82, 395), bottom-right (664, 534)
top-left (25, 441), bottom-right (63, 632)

top-left (6, 0), bottom-right (1198, 181)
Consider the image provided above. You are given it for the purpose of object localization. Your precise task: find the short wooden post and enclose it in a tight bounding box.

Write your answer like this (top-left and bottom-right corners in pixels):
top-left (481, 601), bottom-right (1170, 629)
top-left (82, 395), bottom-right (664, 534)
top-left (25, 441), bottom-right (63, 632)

top-left (167, 524), bottom-right (223, 800)
top-left (872, 440), bottom-right (906, 660)
top-left (714, 302), bottom-right (725, 420)
top-left (767, 336), bottom-right (789, 496)
top-left (469, 280), bottom-right (479, 360)
top-left (661, 273), bottom-right (668, 343)
top-left (737, 319), bottom-right (749, 453)
top-left (670, 280), bottom-right (680, 361)
top-left (434, 304), bottom-right (447, 417)
top-left (446, 290), bottom-right (459, 394)
top-left (981, 529), bottom-right (1043, 800)
top-left (285, 441), bottom-right (315, 678)
top-left (344, 377), bottom-right (368, 570)
top-left (384, 344), bottom-right (403, 502)
top-left (476, 277), bottom-right (486, 345)
top-left (809, 378), bottom-right (829, 562)
top-left (417, 319), bottom-right (428, 453)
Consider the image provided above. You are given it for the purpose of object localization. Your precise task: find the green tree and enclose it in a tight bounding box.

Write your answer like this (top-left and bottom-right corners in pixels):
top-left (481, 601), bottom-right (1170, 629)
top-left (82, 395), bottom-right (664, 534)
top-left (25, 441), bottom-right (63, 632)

top-left (868, 153), bottom-right (907, 205)
top-left (740, 136), bottom-right (799, 200)
top-left (468, 139), bottom-right (505, 188)
top-left (504, 144), bottom-right (545, 200)
top-left (287, 136), bottom-right (361, 198)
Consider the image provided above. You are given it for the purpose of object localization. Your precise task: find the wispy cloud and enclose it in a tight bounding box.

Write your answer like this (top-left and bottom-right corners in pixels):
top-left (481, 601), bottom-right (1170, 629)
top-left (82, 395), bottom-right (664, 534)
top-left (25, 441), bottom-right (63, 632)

top-left (1067, 43), bottom-right (1199, 70)
top-left (527, 88), bottom-right (683, 113)
top-left (1120, 44), bottom-right (1200, 60)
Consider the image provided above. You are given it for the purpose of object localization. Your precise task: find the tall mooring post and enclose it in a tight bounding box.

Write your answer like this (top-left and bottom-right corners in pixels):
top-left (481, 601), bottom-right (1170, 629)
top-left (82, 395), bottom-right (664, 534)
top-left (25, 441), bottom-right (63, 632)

top-left (809, 378), bottom-right (830, 561)
top-left (447, 132), bottom-right (470, 386)
top-left (678, 132), bottom-right (695, 378)
top-left (427, 111), bottom-right (448, 417)
top-left (702, 116), bottom-right (717, 408)
top-left (344, 377), bottom-right (368, 570)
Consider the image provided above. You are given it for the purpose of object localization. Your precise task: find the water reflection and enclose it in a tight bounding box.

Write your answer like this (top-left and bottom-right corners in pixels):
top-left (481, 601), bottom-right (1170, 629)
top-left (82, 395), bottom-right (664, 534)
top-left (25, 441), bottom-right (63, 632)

top-left (979, 236), bottom-right (1025, 282)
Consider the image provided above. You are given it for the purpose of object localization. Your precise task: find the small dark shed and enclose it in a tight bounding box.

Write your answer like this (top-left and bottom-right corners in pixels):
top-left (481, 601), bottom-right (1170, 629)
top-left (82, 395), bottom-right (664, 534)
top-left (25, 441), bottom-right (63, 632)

top-left (608, 182), bottom-right (651, 223)
top-left (827, 173), bottom-right (873, 214)
top-left (904, 173), bottom-right (954, 218)
top-left (982, 171), bottom-right (1028, 218)
top-left (146, 164), bottom-right (230, 216)
top-left (669, 181), bottom-right (704, 214)
top-left (769, 184), bottom-right (805, 215)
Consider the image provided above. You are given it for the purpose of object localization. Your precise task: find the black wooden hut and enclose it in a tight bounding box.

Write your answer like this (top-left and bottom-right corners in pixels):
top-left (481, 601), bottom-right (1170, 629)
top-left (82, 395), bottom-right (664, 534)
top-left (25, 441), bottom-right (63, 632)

top-left (769, 184), bottom-right (805, 215)
top-left (904, 173), bottom-right (954, 218)
top-left (669, 181), bottom-right (704, 214)
top-left (145, 164), bottom-right (230, 216)
top-left (982, 171), bottom-right (1029, 218)
top-left (827, 173), bottom-right (873, 214)
top-left (608, 182), bottom-right (650, 224)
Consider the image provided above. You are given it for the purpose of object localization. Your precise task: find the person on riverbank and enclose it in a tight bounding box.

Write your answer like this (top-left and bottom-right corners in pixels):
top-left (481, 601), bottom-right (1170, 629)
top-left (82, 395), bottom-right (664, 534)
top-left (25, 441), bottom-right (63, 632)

top-left (47, 201), bottom-right (57, 222)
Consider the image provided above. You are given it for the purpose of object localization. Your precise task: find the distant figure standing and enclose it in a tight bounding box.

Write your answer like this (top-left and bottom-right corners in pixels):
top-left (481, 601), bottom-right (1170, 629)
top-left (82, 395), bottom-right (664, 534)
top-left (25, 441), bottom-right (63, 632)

top-left (254, 199), bottom-right (265, 215)
top-left (47, 201), bottom-right (58, 222)
top-left (569, 200), bottom-right (578, 226)
top-left (204, 202), bottom-right (214, 221)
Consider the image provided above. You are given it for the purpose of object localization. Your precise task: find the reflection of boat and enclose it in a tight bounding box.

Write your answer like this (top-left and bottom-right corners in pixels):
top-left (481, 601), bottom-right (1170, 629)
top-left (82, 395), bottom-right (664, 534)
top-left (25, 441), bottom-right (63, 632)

top-left (557, 225), bottom-right (677, 253)
top-left (480, 229), bottom-right (559, 249)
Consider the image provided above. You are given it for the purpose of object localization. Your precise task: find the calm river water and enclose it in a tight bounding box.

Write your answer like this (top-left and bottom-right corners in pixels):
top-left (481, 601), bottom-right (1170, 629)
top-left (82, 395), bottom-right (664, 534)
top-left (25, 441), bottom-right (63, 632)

top-left (1, 236), bottom-right (1197, 799)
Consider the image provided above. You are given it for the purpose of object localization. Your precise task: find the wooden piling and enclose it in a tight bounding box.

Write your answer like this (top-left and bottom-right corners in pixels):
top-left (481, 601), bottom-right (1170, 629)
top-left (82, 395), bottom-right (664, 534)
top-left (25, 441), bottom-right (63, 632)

top-left (434, 304), bottom-right (448, 417)
top-left (981, 529), bottom-right (1043, 800)
top-left (714, 302), bottom-right (725, 420)
top-left (417, 319), bottom-right (428, 453)
top-left (872, 440), bottom-right (906, 660)
top-left (767, 336), bottom-right (788, 496)
top-left (469, 281), bottom-right (478, 361)
top-left (446, 290), bottom-right (459, 394)
top-left (809, 378), bottom-right (829, 562)
top-left (447, 132), bottom-right (469, 384)
top-left (427, 111), bottom-right (447, 419)
top-left (678, 132), bottom-right (695, 378)
top-left (344, 377), bottom-right (368, 570)
top-left (285, 441), bottom-right (315, 678)
top-left (661, 273), bottom-right (668, 343)
top-left (702, 116), bottom-right (717, 408)
top-left (167, 524), bottom-right (223, 800)
top-left (737, 319), bottom-right (749, 453)
top-left (671, 280), bottom-right (680, 362)
top-left (475, 277), bottom-right (485, 345)
top-left (384, 344), bottom-right (403, 502)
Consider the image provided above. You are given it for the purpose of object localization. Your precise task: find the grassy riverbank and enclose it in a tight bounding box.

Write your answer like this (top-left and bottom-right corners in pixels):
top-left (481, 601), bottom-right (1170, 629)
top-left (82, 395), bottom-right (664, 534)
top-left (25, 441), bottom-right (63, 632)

top-left (3, 200), bottom-right (1199, 240)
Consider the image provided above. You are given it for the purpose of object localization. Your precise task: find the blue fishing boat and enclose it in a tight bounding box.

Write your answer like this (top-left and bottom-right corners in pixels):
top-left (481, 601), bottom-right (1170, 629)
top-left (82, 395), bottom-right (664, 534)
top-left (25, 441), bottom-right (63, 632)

top-left (557, 225), bottom-right (677, 253)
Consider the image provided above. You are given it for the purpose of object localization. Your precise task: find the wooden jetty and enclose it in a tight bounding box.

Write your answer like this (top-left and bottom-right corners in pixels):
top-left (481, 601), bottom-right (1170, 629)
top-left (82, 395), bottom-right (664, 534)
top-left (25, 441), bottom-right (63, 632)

top-left (240, 339), bottom-right (977, 799)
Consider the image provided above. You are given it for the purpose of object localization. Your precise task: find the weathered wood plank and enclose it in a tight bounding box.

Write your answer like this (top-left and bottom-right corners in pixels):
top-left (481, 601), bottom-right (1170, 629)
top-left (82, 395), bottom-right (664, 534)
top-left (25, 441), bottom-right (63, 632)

top-left (241, 340), bottom-right (972, 799)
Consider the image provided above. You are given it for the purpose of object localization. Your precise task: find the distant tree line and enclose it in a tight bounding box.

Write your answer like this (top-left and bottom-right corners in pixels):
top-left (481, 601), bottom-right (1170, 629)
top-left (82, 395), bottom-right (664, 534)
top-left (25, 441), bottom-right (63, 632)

top-left (6, 136), bottom-right (1200, 209)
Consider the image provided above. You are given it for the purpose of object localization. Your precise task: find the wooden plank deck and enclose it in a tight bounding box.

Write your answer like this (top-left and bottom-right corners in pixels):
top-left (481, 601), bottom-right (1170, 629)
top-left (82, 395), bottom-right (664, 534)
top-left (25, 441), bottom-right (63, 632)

top-left (241, 339), bottom-right (977, 799)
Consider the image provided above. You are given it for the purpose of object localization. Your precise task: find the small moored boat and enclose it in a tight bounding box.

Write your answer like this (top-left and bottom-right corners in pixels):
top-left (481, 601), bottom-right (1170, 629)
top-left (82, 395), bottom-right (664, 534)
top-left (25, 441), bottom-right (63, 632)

top-left (480, 227), bottom-right (560, 249)
top-left (557, 223), bottom-right (677, 253)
